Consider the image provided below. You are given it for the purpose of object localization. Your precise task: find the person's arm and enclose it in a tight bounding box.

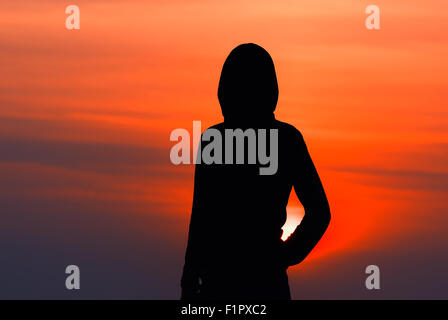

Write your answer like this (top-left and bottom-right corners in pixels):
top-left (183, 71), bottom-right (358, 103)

top-left (181, 162), bottom-right (206, 300)
top-left (282, 131), bottom-right (331, 267)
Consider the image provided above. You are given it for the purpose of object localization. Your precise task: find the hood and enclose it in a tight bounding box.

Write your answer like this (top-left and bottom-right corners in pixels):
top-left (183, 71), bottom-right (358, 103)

top-left (217, 43), bottom-right (278, 123)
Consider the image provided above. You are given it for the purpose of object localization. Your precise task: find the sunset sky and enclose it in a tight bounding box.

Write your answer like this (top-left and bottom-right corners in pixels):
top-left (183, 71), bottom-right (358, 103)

top-left (1, 0), bottom-right (447, 298)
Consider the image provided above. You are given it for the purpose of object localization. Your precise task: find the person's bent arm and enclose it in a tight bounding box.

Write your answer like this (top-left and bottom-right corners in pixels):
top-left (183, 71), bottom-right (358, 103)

top-left (282, 132), bottom-right (331, 267)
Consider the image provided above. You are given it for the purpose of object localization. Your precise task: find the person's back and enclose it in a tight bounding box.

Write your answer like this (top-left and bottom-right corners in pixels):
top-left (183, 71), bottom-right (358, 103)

top-left (181, 43), bottom-right (331, 300)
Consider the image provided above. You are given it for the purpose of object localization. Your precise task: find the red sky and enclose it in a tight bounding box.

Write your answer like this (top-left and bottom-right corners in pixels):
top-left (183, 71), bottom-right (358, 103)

top-left (1, 0), bottom-right (447, 298)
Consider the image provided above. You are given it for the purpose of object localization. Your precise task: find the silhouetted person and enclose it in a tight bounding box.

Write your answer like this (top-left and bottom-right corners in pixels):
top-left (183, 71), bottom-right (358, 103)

top-left (181, 43), bottom-right (331, 300)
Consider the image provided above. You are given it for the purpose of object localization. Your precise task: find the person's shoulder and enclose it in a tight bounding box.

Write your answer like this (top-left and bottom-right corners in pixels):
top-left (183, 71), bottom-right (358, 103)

top-left (274, 120), bottom-right (304, 140)
top-left (207, 122), bottom-right (225, 130)
top-left (201, 122), bottom-right (225, 137)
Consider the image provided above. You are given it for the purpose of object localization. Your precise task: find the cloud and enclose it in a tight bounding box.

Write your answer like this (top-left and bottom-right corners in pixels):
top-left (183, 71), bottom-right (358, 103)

top-left (0, 137), bottom-right (176, 175)
top-left (327, 142), bottom-right (448, 193)
top-left (330, 166), bottom-right (448, 192)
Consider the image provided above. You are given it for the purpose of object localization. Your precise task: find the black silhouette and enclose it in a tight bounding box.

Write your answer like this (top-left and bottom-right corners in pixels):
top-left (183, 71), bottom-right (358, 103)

top-left (181, 43), bottom-right (331, 300)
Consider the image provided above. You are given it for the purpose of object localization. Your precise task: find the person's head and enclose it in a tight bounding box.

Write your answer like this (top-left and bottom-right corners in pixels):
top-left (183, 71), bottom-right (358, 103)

top-left (218, 43), bottom-right (278, 122)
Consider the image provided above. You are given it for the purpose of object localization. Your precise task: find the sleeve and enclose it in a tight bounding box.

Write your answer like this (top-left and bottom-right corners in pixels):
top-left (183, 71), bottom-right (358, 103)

top-left (281, 130), bottom-right (331, 267)
top-left (180, 161), bottom-right (206, 300)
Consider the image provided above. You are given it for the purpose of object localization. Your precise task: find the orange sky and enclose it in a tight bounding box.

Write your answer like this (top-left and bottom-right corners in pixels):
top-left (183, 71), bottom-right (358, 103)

top-left (1, 0), bottom-right (447, 298)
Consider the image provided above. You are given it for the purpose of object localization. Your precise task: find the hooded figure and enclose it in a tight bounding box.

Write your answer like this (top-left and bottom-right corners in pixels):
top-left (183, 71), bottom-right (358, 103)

top-left (218, 43), bottom-right (278, 124)
top-left (181, 43), bottom-right (331, 300)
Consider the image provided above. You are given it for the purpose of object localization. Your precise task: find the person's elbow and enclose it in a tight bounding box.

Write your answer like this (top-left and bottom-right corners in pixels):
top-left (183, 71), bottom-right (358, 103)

top-left (312, 199), bottom-right (330, 234)
top-left (321, 202), bottom-right (331, 232)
